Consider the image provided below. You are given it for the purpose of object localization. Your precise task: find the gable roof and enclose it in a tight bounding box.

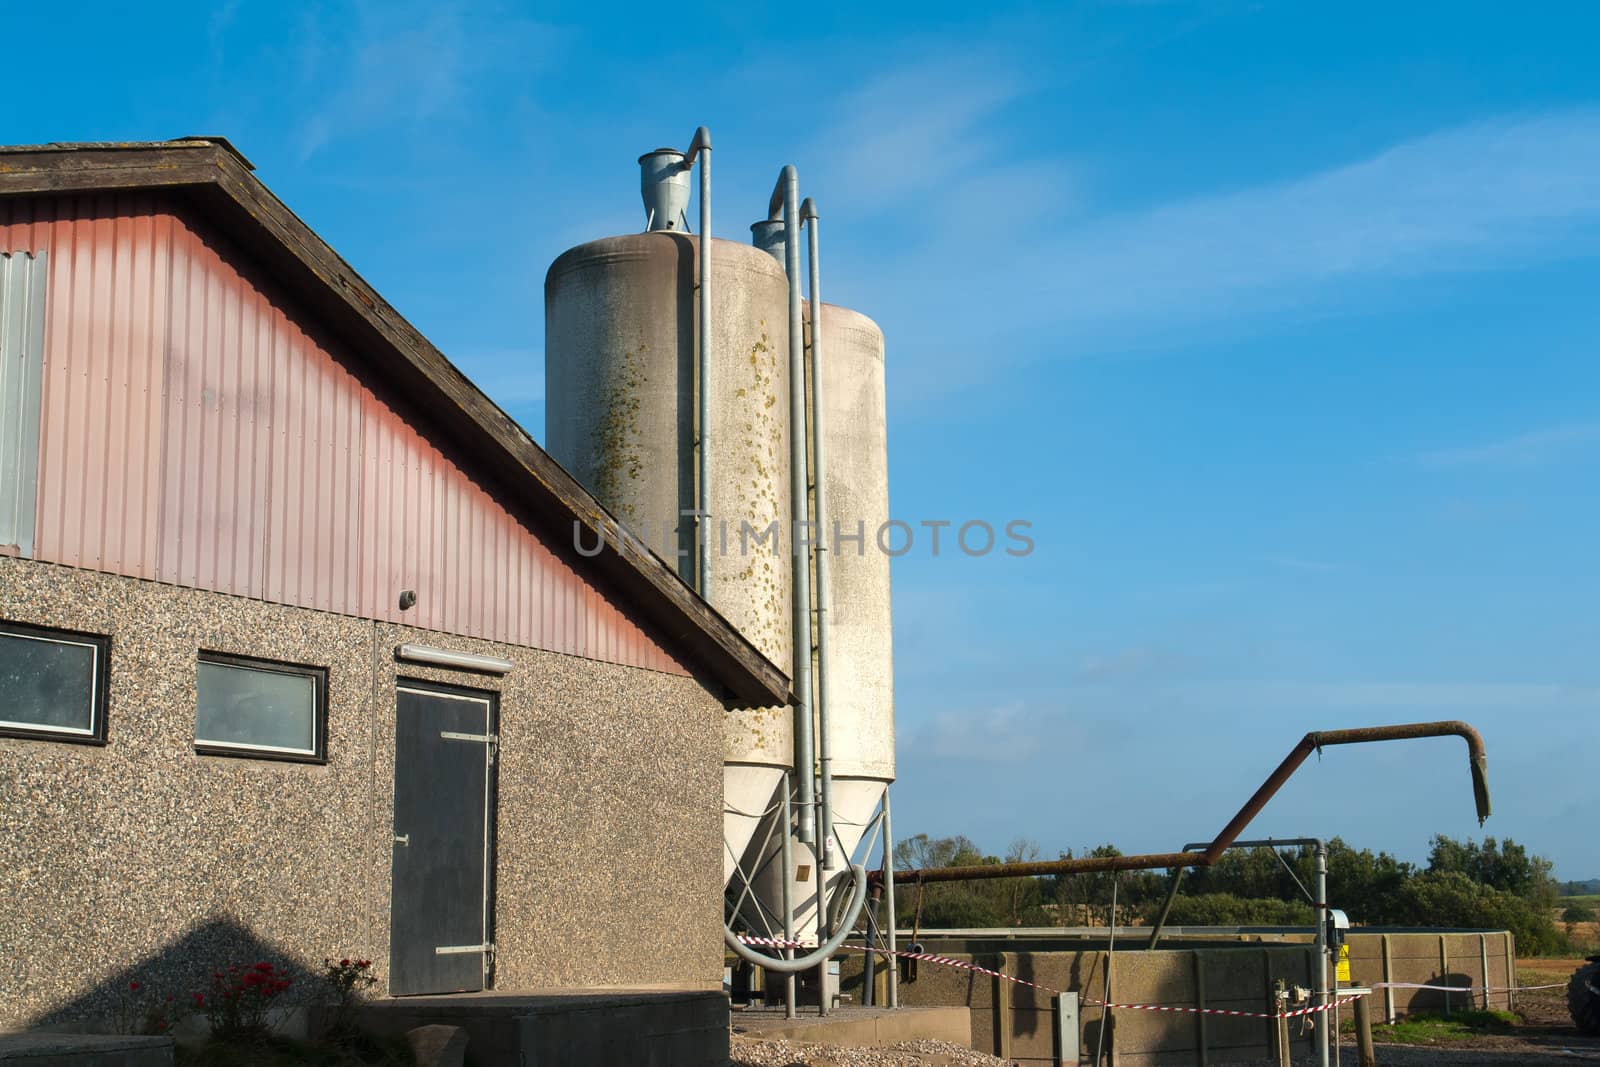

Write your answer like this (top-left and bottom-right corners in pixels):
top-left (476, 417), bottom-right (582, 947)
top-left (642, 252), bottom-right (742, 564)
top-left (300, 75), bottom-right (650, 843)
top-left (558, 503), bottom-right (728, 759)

top-left (0, 138), bottom-right (791, 710)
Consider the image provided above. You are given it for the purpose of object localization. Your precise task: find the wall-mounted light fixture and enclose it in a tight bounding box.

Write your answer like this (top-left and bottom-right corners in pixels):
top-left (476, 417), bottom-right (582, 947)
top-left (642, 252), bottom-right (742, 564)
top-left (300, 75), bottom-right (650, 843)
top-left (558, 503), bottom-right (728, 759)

top-left (394, 644), bottom-right (512, 675)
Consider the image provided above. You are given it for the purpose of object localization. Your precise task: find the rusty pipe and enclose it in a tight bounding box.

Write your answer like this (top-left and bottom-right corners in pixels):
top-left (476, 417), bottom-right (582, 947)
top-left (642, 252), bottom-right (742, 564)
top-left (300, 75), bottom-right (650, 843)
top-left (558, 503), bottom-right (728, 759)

top-left (886, 720), bottom-right (1490, 885)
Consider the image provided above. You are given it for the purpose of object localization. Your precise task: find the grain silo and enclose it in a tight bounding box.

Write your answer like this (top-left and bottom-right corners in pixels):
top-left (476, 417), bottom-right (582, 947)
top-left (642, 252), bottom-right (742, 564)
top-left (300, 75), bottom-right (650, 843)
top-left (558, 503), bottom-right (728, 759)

top-left (544, 145), bottom-right (796, 885)
top-left (545, 138), bottom-right (896, 1010)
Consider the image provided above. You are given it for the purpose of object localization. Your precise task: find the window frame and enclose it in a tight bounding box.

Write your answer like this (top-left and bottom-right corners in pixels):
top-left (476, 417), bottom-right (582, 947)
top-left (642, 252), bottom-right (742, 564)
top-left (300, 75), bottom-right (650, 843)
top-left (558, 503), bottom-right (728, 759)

top-left (0, 620), bottom-right (111, 745)
top-left (194, 650), bottom-right (329, 764)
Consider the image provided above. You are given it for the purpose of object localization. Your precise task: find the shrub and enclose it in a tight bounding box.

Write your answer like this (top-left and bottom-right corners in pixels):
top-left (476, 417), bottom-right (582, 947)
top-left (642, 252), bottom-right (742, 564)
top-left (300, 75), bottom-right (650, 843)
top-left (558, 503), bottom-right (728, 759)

top-left (321, 958), bottom-right (377, 1038)
top-left (203, 962), bottom-right (294, 1043)
top-left (1159, 892), bottom-right (1315, 926)
top-left (116, 980), bottom-right (195, 1037)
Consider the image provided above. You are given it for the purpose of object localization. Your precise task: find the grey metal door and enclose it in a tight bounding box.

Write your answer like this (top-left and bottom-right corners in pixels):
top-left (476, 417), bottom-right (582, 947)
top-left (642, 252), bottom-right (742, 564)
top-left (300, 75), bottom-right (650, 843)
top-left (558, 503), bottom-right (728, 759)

top-left (389, 683), bottom-right (497, 995)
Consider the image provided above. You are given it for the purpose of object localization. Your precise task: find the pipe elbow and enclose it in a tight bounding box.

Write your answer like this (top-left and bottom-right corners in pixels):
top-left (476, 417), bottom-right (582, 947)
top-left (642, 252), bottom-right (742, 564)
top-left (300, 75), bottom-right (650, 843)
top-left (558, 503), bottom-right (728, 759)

top-left (769, 166), bottom-right (799, 220)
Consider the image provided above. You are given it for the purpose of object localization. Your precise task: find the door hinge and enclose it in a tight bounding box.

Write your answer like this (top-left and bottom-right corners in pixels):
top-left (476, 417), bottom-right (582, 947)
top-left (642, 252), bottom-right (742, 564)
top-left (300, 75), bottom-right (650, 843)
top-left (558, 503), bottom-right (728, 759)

top-left (393, 833), bottom-right (410, 847)
top-left (435, 943), bottom-right (491, 956)
top-left (440, 730), bottom-right (499, 764)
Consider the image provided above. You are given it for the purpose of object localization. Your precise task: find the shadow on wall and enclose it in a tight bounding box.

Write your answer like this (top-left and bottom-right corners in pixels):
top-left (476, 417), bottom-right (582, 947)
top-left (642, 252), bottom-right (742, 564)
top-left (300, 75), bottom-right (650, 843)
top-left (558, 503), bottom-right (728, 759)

top-left (25, 916), bottom-right (328, 1033)
top-left (1399, 971), bottom-right (1481, 1016)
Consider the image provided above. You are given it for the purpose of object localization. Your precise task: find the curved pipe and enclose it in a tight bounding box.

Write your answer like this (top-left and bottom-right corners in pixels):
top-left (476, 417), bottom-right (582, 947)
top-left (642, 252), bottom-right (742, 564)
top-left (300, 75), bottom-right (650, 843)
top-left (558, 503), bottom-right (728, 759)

top-left (885, 720), bottom-right (1491, 885)
top-left (724, 863), bottom-right (870, 972)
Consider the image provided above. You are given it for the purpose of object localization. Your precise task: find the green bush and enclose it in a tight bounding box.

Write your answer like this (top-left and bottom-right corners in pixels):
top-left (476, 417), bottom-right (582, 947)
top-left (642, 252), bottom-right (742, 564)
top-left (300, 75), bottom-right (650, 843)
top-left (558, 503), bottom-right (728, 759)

top-left (1160, 892), bottom-right (1314, 926)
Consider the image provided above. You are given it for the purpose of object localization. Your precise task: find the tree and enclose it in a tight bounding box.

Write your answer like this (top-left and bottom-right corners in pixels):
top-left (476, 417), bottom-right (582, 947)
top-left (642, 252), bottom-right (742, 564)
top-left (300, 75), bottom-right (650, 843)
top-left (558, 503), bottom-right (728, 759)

top-left (1426, 835), bottom-right (1558, 909)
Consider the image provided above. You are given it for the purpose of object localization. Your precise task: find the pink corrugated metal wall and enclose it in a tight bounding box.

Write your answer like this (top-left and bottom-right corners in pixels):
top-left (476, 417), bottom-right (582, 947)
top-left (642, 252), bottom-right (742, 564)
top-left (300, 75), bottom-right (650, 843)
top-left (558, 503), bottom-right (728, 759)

top-left (0, 194), bottom-right (685, 676)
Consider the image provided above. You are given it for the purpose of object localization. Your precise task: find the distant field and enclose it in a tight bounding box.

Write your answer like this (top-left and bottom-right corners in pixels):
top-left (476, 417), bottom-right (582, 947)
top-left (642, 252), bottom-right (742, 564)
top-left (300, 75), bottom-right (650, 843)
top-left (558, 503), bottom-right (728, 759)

top-left (1561, 894), bottom-right (1600, 908)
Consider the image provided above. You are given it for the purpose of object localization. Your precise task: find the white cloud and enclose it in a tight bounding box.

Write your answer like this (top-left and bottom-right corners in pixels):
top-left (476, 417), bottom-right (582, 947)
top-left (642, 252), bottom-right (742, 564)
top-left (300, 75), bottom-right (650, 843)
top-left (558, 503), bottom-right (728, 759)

top-left (903, 702), bottom-right (1063, 765)
top-left (814, 71), bottom-right (1600, 404)
top-left (1418, 422), bottom-right (1600, 470)
top-left (292, 1), bottom-right (559, 160)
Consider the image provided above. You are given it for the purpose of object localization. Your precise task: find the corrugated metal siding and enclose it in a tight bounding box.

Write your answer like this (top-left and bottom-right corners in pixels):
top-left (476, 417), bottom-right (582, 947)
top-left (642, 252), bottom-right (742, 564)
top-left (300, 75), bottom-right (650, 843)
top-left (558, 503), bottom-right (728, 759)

top-left (0, 195), bottom-right (685, 676)
top-left (0, 252), bottom-right (46, 556)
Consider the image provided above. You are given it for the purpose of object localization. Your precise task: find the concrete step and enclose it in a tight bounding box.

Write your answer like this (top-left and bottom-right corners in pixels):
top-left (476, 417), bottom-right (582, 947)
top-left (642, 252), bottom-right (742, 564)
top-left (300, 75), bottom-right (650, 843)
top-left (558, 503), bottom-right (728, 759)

top-left (0, 1032), bottom-right (173, 1066)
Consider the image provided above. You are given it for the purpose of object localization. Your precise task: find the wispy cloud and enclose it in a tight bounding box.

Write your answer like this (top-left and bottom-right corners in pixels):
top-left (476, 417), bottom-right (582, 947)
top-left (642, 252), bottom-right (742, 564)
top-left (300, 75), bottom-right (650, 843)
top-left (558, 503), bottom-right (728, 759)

top-left (1043, 112), bottom-right (1600, 328)
top-left (820, 57), bottom-right (1037, 214)
top-left (903, 703), bottom-right (1065, 765)
top-left (1418, 422), bottom-right (1600, 469)
top-left (1265, 555), bottom-right (1344, 573)
top-left (292, 1), bottom-right (560, 160)
top-left (816, 56), bottom-right (1600, 405)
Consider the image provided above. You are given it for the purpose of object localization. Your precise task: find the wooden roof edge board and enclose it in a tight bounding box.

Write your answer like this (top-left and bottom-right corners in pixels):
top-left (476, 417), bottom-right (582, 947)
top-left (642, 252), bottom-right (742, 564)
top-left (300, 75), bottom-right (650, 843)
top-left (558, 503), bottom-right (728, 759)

top-left (0, 140), bottom-right (792, 711)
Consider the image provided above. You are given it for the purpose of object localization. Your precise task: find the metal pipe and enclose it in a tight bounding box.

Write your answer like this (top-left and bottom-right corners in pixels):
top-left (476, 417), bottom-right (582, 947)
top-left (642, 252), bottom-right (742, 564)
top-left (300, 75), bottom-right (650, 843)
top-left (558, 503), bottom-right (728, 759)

top-left (679, 127), bottom-right (713, 595)
top-left (815, 837), bottom-right (828, 1014)
top-left (1315, 841), bottom-right (1330, 1067)
top-left (1144, 868), bottom-right (1188, 949)
top-left (781, 770), bottom-right (797, 1018)
top-left (863, 884), bottom-right (880, 1006)
top-left (887, 720), bottom-right (1490, 885)
top-left (1171, 836), bottom-right (1330, 1067)
top-left (802, 197), bottom-right (837, 879)
top-left (723, 863), bottom-right (870, 972)
top-left (883, 788), bottom-right (899, 1008)
top-left (773, 165), bottom-right (817, 848)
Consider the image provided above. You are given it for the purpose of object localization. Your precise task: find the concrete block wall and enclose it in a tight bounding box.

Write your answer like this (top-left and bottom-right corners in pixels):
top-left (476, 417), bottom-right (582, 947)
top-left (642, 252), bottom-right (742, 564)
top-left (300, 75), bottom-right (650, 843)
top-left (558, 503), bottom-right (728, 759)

top-left (843, 945), bottom-right (1315, 1065)
top-left (1345, 931), bottom-right (1514, 1022)
top-left (842, 930), bottom-right (1513, 1065)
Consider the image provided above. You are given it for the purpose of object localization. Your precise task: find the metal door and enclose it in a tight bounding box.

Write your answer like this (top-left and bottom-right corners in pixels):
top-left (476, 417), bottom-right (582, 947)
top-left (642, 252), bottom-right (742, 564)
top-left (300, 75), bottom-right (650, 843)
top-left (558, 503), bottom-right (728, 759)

top-left (389, 683), bottom-right (497, 995)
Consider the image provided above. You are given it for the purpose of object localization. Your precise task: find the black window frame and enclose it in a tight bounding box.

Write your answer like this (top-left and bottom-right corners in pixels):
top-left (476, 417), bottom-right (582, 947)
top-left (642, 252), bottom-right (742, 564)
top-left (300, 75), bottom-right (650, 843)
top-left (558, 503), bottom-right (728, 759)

top-left (194, 650), bottom-right (329, 764)
top-left (0, 620), bottom-right (111, 745)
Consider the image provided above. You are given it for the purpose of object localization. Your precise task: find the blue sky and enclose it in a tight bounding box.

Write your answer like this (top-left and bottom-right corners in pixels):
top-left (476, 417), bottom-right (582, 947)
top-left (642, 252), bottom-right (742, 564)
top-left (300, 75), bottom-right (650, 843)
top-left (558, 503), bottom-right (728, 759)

top-left (11, 1), bottom-right (1600, 879)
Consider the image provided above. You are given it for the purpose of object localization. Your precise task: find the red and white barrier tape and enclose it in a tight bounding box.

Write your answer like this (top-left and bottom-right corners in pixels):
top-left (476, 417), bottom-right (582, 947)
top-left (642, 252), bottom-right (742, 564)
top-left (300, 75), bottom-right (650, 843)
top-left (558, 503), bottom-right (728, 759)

top-left (736, 936), bottom-right (1360, 1020)
top-left (1371, 980), bottom-right (1568, 993)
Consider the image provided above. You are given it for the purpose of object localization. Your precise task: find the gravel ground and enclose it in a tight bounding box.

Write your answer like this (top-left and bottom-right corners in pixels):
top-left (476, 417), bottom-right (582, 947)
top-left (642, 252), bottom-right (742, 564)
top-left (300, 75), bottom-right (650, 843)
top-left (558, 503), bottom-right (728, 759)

top-left (730, 1035), bottom-right (1011, 1066)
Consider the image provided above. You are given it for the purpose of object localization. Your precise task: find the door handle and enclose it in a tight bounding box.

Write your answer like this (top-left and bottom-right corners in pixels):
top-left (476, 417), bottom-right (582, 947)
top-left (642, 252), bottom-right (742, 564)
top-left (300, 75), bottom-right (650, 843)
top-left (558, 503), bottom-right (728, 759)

top-left (393, 833), bottom-right (410, 847)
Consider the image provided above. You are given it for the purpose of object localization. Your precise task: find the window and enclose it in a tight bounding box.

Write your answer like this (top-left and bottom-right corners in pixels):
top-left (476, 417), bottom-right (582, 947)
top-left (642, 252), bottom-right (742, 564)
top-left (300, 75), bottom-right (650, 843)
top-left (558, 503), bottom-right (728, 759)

top-left (0, 621), bottom-right (109, 743)
top-left (195, 652), bottom-right (327, 762)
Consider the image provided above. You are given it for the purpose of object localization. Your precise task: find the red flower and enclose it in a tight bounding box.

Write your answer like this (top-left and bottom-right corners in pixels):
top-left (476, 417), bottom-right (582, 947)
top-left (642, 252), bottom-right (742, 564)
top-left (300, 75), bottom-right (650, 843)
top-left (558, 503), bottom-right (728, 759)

top-left (340, 958), bottom-right (351, 968)
top-left (193, 993), bottom-right (204, 1006)
top-left (129, 981), bottom-right (141, 992)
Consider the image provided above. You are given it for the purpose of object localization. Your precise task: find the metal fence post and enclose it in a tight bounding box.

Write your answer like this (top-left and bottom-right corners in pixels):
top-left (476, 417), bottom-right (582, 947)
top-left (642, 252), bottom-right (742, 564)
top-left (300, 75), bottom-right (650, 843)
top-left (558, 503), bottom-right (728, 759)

top-left (1056, 991), bottom-right (1080, 1067)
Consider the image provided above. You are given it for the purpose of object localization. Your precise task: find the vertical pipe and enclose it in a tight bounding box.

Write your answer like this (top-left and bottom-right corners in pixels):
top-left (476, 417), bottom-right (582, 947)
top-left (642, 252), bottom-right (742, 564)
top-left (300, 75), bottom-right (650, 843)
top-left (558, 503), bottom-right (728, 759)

top-left (781, 771), bottom-right (797, 1019)
top-left (1315, 843), bottom-right (1329, 1067)
top-left (1382, 934), bottom-right (1395, 1023)
top-left (694, 132), bottom-right (712, 595)
top-left (802, 198), bottom-right (835, 1017)
top-left (863, 888), bottom-right (879, 1007)
top-left (802, 201), bottom-right (836, 877)
top-left (1479, 935), bottom-right (1490, 1011)
top-left (815, 847), bottom-right (828, 1015)
top-left (884, 789), bottom-right (900, 1009)
top-left (781, 165), bottom-right (817, 849)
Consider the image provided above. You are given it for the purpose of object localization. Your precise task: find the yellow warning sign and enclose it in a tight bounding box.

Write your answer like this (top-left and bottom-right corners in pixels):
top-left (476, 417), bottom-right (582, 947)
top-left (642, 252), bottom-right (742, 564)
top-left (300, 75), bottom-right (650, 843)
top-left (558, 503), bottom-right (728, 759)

top-left (1336, 944), bottom-right (1352, 984)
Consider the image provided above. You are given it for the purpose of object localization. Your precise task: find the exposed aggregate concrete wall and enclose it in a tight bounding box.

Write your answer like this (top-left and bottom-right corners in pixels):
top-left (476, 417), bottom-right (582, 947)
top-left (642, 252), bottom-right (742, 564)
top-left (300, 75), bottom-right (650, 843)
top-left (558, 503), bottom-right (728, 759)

top-left (0, 558), bottom-right (725, 1029)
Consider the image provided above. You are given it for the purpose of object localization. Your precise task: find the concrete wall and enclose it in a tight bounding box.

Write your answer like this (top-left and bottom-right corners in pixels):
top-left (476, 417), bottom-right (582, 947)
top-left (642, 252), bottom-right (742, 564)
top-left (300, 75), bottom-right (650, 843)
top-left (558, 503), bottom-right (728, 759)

top-left (842, 930), bottom-right (1514, 1065)
top-left (0, 557), bottom-right (726, 1030)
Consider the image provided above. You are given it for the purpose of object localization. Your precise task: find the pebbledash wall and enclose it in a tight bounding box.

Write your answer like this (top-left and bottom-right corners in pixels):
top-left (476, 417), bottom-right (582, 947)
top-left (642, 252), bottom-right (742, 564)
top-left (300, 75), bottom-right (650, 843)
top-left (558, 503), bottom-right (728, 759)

top-left (0, 183), bottom-right (751, 1028)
